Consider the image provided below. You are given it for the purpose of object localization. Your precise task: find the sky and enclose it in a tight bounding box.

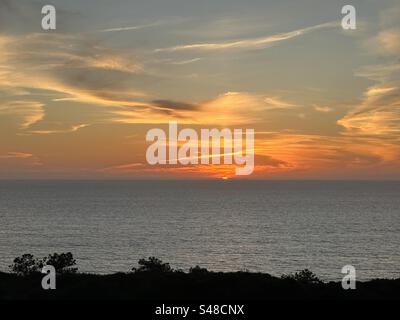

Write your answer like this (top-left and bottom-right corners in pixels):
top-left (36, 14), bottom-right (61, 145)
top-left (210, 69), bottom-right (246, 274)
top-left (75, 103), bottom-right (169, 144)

top-left (0, 0), bottom-right (399, 179)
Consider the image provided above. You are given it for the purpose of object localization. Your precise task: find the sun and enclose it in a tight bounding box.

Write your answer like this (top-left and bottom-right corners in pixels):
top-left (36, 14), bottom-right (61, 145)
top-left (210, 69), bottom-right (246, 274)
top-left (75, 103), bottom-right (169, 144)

top-left (222, 176), bottom-right (229, 180)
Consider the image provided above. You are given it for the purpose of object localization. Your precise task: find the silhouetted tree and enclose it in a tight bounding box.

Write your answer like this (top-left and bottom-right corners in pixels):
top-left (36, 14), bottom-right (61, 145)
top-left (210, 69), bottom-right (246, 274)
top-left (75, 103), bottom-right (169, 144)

top-left (132, 257), bottom-right (172, 273)
top-left (43, 252), bottom-right (77, 274)
top-left (9, 254), bottom-right (42, 276)
top-left (281, 269), bottom-right (321, 284)
top-left (189, 265), bottom-right (209, 274)
top-left (9, 252), bottom-right (78, 275)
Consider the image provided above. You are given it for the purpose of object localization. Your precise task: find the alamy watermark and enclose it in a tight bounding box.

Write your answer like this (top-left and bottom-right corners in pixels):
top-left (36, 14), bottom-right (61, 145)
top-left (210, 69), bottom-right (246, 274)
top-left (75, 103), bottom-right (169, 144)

top-left (341, 5), bottom-right (357, 30)
top-left (341, 265), bottom-right (356, 290)
top-left (41, 5), bottom-right (56, 30)
top-left (146, 121), bottom-right (255, 175)
top-left (41, 265), bottom-right (56, 290)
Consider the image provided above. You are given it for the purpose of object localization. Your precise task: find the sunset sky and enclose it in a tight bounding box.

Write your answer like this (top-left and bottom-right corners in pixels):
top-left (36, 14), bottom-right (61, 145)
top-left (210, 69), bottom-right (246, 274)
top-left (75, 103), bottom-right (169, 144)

top-left (0, 0), bottom-right (399, 179)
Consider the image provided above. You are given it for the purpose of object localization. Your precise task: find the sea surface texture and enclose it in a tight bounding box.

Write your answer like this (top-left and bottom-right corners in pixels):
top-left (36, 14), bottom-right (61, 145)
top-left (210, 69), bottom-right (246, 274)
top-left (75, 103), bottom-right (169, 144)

top-left (0, 180), bottom-right (399, 280)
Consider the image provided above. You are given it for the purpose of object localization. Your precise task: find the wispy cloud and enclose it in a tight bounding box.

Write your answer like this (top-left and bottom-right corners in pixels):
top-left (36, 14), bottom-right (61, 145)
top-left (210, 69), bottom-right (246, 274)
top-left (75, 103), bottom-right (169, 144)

top-left (0, 33), bottom-right (150, 113)
top-left (99, 21), bottom-right (164, 33)
top-left (313, 105), bottom-right (333, 113)
top-left (171, 58), bottom-right (202, 65)
top-left (27, 124), bottom-right (90, 135)
top-left (264, 97), bottom-right (296, 109)
top-left (155, 22), bottom-right (337, 52)
top-left (0, 100), bottom-right (44, 128)
top-left (339, 24), bottom-right (400, 139)
top-left (114, 92), bottom-right (297, 125)
top-left (0, 152), bottom-right (33, 159)
top-left (338, 83), bottom-right (400, 137)
top-left (365, 29), bottom-right (400, 56)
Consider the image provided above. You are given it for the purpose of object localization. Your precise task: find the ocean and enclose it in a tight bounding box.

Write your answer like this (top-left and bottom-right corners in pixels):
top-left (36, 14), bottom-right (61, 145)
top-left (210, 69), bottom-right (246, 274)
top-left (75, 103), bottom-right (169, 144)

top-left (0, 180), bottom-right (399, 281)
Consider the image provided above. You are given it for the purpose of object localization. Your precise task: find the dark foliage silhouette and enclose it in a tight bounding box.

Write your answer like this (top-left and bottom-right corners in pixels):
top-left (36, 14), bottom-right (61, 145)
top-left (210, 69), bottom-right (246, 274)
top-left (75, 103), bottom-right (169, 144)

top-left (43, 252), bottom-right (77, 274)
top-left (4, 254), bottom-right (399, 300)
top-left (189, 265), bottom-right (209, 274)
top-left (132, 257), bottom-right (172, 273)
top-left (9, 254), bottom-right (42, 276)
top-left (281, 269), bottom-right (321, 284)
top-left (9, 252), bottom-right (77, 275)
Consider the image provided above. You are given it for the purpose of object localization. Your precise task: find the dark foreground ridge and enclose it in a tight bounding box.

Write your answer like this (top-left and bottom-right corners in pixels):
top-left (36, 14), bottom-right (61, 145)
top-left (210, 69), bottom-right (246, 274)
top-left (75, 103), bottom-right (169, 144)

top-left (1, 254), bottom-right (399, 300)
top-left (1, 270), bottom-right (400, 300)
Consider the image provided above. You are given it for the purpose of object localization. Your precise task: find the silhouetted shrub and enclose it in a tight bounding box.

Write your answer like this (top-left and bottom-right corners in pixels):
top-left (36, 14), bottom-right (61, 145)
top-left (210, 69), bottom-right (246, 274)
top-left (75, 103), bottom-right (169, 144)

top-left (132, 257), bottom-right (172, 273)
top-left (43, 252), bottom-right (77, 274)
top-left (281, 269), bottom-right (321, 284)
top-left (189, 265), bottom-right (209, 274)
top-left (9, 254), bottom-right (43, 276)
top-left (9, 252), bottom-right (77, 275)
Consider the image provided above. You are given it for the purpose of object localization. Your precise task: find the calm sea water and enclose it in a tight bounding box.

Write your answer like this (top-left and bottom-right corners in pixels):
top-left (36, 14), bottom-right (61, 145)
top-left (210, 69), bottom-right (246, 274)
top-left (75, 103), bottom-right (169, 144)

top-left (0, 180), bottom-right (399, 280)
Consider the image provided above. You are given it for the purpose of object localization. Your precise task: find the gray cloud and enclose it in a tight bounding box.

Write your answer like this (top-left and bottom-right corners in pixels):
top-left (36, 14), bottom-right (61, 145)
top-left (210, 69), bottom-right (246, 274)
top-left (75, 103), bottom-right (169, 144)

top-left (152, 99), bottom-right (199, 111)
